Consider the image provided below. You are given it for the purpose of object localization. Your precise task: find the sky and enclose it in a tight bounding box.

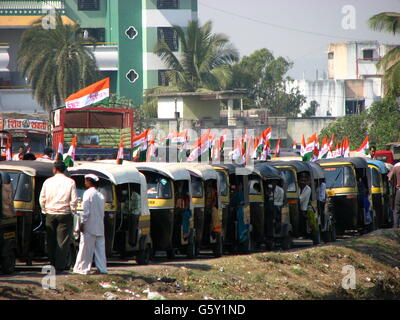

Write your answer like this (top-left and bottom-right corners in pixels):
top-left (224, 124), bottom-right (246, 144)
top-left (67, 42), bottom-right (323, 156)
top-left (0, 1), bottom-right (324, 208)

top-left (198, 0), bottom-right (400, 79)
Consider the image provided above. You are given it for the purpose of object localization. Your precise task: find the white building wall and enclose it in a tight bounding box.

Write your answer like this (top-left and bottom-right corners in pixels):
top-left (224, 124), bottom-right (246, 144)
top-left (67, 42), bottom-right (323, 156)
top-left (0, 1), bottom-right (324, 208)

top-left (157, 97), bottom-right (183, 119)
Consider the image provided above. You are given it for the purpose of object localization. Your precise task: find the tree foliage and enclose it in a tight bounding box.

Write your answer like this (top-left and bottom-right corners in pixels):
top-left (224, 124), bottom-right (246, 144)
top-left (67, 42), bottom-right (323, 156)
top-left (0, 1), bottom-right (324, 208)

top-left (17, 14), bottom-right (99, 114)
top-left (368, 12), bottom-right (400, 96)
top-left (228, 48), bottom-right (306, 117)
top-left (320, 96), bottom-right (400, 150)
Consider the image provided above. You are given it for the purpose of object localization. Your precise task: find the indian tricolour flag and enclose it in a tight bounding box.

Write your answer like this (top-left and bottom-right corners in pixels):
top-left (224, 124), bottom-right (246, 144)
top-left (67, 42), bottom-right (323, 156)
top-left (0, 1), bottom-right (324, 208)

top-left (355, 136), bottom-right (369, 154)
top-left (318, 137), bottom-right (329, 159)
top-left (64, 135), bottom-right (77, 167)
top-left (132, 129), bottom-right (149, 162)
top-left (302, 133), bottom-right (317, 162)
top-left (187, 129), bottom-right (211, 162)
top-left (65, 78), bottom-right (110, 109)
top-left (5, 136), bottom-right (11, 161)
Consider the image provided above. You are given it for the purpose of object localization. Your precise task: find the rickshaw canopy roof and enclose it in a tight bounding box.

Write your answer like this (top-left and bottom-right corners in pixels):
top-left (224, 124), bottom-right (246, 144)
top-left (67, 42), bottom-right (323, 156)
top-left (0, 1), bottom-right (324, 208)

top-left (307, 162), bottom-right (325, 180)
top-left (367, 160), bottom-right (389, 174)
top-left (316, 157), bottom-right (368, 169)
top-left (178, 163), bottom-right (218, 181)
top-left (121, 162), bottom-right (191, 182)
top-left (269, 160), bottom-right (312, 174)
top-left (68, 162), bottom-right (145, 185)
top-left (213, 163), bottom-right (250, 176)
top-left (254, 163), bottom-right (283, 181)
top-left (0, 160), bottom-right (54, 177)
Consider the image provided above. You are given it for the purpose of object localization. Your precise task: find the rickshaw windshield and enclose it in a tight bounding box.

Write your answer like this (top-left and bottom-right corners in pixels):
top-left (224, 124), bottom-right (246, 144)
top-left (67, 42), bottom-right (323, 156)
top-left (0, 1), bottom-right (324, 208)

top-left (369, 167), bottom-right (381, 188)
top-left (323, 166), bottom-right (356, 188)
top-left (249, 179), bottom-right (262, 195)
top-left (191, 176), bottom-right (203, 198)
top-left (216, 170), bottom-right (228, 197)
top-left (8, 172), bottom-right (32, 202)
top-left (146, 173), bottom-right (172, 199)
top-left (280, 169), bottom-right (296, 192)
top-left (74, 177), bottom-right (113, 203)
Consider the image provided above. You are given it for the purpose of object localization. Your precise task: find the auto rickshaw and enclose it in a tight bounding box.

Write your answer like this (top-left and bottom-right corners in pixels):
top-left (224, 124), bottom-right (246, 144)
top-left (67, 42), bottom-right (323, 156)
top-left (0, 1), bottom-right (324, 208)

top-left (68, 162), bottom-right (152, 265)
top-left (0, 171), bottom-right (17, 274)
top-left (0, 161), bottom-right (59, 265)
top-left (126, 162), bottom-right (196, 259)
top-left (254, 163), bottom-right (293, 249)
top-left (270, 161), bottom-right (322, 245)
top-left (179, 163), bottom-right (223, 257)
top-left (212, 164), bottom-right (252, 253)
top-left (316, 157), bottom-right (375, 235)
top-left (367, 159), bottom-right (394, 228)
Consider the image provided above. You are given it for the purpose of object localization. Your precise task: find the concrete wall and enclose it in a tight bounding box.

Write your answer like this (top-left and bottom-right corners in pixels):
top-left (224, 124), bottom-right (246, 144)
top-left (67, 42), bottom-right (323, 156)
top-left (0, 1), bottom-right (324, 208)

top-left (287, 117), bottom-right (336, 145)
top-left (0, 89), bottom-right (43, 113)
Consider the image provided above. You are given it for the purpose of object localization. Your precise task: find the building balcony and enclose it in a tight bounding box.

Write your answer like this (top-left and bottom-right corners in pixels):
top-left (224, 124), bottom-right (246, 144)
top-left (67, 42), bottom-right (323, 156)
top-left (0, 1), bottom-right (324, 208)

top-left (85, 43), bottom-right (119, 71)
top-left (0, 0), bottom-right (65, 15)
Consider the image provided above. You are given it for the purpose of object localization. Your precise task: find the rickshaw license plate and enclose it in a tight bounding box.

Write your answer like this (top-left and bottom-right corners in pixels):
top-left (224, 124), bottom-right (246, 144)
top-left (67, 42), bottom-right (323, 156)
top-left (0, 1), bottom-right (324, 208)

top-left (3, 232), bottom-right (16, 240)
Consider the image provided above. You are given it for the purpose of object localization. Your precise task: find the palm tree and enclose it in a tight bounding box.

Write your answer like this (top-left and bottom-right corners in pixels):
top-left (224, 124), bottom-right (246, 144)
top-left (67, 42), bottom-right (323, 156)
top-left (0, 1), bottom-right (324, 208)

top-left (154, 19), bottom-right (239, 92)
top-left (17, 14), bottom-right (99, 114)
top-left (369, 12), bottom-right (400, 96)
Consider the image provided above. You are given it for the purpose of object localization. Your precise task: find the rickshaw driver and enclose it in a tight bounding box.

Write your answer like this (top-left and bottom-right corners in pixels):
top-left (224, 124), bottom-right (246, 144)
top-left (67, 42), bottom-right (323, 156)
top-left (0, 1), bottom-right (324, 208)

top-left (299, 173), bottom-right (312, 216)
top-left (270, 179), bottom-right (284, 234)
top-left (121, 189), bottom-right (141, 215)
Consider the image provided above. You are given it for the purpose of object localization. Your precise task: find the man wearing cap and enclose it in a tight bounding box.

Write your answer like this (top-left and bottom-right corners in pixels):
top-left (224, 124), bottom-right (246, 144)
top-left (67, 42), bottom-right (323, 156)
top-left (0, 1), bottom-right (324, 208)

top-left (73, 174), bottom-right (107, 274)
top-left (39, 161), bottom-right (78, 273)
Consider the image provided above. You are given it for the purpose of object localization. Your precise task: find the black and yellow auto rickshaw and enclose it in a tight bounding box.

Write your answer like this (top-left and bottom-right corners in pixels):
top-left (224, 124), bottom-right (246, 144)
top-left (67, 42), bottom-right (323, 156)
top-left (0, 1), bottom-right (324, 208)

top-left (270, 161), bottom-right (322, 245)
top-left (247, 166), bottom-right (265, 248)
top-left (367, 159), bottom-right (394, 228)
top-left (128, 162), bottom-right (196, 259)
top-left (254, 163), bottom-right (293, 249)
top-left (68, 162), bottom-right (152, 265)
top-left (0, 161), bottom-right (58, 265)
top-left (316, 157), bottom-right (374, 235)
top-left (179, 163), bottom-right (223, 257)
top-left (0, 171), bottom-right (17, 274)
top-left (212, 164), bottom-right (252, 253)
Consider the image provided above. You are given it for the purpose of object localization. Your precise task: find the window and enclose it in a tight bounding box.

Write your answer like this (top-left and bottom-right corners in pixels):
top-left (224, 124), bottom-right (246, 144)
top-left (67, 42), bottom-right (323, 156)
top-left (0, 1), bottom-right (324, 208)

top-left (80, 28), bottom-right (105, 42)
top-left (145, 173), bottom-right (172, 199)
top-left (328, 52), bottom-right (334, 60)
top-left (158, 27), bottom-right (179, 51)
top-left (158, 70), bottom-right (170, 86)
top-left (157, 0), bottom-right (179, 9)
top-left (191, 176), bottom-right (203, 198)
top-left (216, 171), bottom-right (228, 197)
top-left (363, 49), bottom-right (374, 59)
top-left (73, 176), bottom-right (113, 203)
top-left (78, 0), bottom-right (100, 11)
top-left (8, 172), bottom-right (32, 202)
top-left (323, 166), bottom-right (356, 189)
top-left (345, 100), bottom-right (365, 115)
top-left (249, 179), bottom-right (262, 195)
top-left (280, 169), bottom-right (297, 192)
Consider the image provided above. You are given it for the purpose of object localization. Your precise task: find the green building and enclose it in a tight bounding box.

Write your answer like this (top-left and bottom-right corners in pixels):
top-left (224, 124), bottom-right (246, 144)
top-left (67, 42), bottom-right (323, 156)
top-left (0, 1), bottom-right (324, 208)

top-left (0, 0), bottom-right (198, 112)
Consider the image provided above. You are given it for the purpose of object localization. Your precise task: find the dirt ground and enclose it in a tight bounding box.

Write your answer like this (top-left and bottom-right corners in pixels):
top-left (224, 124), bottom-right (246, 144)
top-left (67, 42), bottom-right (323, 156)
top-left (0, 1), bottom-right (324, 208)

top-left (1, 229), bottom-right (400, 300)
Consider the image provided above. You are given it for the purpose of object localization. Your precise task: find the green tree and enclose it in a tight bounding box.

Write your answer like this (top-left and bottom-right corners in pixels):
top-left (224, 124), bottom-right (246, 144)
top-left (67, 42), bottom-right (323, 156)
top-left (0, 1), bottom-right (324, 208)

top-left (154, 19), bottom-right (239, 91)
top-left (17, 14), bottom-right (99, 114)
top-left (368, 12), bottom-right (400, 96)
top-left (302, 100), bottom-right (319, 117)
top-left (228, 48), bottom-right (305, 117)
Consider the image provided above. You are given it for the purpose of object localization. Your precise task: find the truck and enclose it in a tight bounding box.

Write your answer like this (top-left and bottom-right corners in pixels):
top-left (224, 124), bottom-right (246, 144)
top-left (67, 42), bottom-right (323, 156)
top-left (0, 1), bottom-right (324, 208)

top-left (51, 107), bottom-right (134, 160)
top-left (0, 114), bottom-right (50, 159)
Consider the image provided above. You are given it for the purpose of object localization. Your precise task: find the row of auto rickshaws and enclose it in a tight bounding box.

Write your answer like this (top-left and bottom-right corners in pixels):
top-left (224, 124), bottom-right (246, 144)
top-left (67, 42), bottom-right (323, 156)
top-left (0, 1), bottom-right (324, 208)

top-left (0, 156), bottom-right (395, 273)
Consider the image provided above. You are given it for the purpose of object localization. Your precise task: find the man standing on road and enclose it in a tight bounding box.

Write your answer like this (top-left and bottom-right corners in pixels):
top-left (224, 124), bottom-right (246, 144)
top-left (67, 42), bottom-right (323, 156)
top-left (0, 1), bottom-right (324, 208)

top-left (388, 165), bottom-right (400, 228)
top-left (73, 174), bottom-right (107, 275)
top-left (39, 161), bottom-right (78, 273)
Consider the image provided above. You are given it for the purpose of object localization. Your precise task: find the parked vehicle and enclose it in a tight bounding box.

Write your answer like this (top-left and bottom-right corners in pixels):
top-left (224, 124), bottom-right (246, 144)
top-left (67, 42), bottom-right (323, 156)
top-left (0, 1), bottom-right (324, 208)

top-left (68, 162), bottom-right (152, 265)
top-left (316, 157), bottom-right (375, 235)
top-left (374, 151), bottom-right (395, 165)
top-left (212, 164), bottom-right (252, 253)
top-left (127, 162), bottom-right (196, 259)
top-left (367, 159), bottom-right (394, 228)
top-left (270, 161), bottom-right (322, 245)
top-left (0, 171), bottom-right (17, 274)
top-left (179, 163), bottom-right (224, 257)
top-left (254, 163), bottom-right (293, 249)
top-left (0, 161), bottom-right (56, 265)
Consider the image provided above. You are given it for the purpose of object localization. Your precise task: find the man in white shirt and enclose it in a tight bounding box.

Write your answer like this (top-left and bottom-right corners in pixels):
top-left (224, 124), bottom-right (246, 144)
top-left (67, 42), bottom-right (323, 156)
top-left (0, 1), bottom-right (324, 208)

top-left (270, 180), bottom-right (285, 234)
top-left (12, 146), bottom-right (25, 161)
top-left (39, 161), bottom-right (78, 273)
top-left (299, 174), bottom-right (312, 213)
top-left (73, 174), bottom-right (107, 275)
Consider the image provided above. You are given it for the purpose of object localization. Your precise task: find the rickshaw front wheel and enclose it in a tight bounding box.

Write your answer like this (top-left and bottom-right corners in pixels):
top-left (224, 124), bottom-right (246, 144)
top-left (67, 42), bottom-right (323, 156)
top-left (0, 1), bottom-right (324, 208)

top-left (1, 250), bottom-right (16, 274)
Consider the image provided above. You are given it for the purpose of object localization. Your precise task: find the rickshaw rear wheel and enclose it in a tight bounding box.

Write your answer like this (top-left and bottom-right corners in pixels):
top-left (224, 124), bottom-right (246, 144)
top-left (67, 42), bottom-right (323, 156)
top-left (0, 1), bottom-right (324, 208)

top-left (281, 233), bottom-right (293, 250)
top-left (1, 250), bottom-right (16, 274)
top-left (136, 244), bottom-right (151, 265)
top-left (312, 228), bottom-right (321, 245)
top-left (212, 234), bottom-right (223, 258)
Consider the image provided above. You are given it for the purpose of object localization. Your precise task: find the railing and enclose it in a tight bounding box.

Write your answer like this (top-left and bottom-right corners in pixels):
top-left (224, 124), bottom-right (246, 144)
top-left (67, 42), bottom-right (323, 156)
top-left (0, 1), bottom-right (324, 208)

top-left (0, 0), bottom-right (65, 14)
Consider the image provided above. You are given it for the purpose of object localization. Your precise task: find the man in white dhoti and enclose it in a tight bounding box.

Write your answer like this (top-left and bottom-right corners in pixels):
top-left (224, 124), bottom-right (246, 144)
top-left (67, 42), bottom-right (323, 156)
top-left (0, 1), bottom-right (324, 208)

top-left (73, 174), bottom-right (108, 275)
